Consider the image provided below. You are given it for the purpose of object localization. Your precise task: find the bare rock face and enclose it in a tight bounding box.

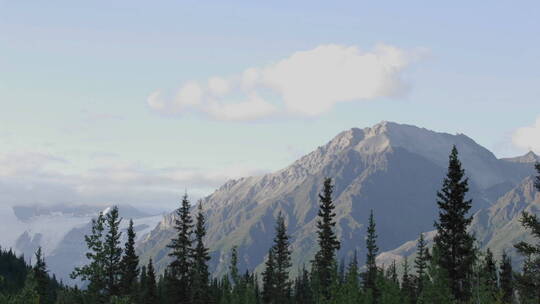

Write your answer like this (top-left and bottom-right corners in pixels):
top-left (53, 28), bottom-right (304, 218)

top-left (138, 121), bottom-right (537, 276)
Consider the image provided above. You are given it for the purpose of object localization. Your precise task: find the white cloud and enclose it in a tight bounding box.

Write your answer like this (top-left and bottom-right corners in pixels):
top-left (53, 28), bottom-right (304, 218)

top-left (512, 116), bottom-right (540, 153)
top-left (148, 44), bottom-right (422, 120)
top-left (0, 151), bottom-right (266, 210)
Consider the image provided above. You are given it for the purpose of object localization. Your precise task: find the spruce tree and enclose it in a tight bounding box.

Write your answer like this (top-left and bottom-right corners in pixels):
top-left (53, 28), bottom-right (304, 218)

top-left (191, 202), bottom-right (211, 304)
top-left (414, 232), bottom-right (429, 290)
top-left (363, 210), bottom-right (380, 303)
top-left (312, 178), bottom-right (341, 300)
top-left (33, 247), bottom-right (51, 304)
top-left (433, 146), bottom-right (475, 302)
top-left (417, 247), bottom-right (455, 304)
top-left (71, 212), bottom-right (107, 302)
top-left (498, 251), bottom-right (513, 304)
top-left (262, 249), bottom-right (276, 303)
top-left (103, 206), bottom-right (123, 298)
top-left (120, 219), bottom-right (139, 298)
top-left (167, 194), bottom-right (194, 303)
top-left (273, 212), bottom-right (292, 302)
top-left (481, 248), bottom-right (498, 300)
top-left (229, 246), bottom-right (240, 287)
top-left (401, 258), bottom-right (415, 304)
top-left (514, 162), bottom-right (540, 303)
top-left (142, 259), bottom-right (159, 304)
top-left (342, 251), bottom-right (361, 303)
top-left (294, 267), bottom-right (314, 304)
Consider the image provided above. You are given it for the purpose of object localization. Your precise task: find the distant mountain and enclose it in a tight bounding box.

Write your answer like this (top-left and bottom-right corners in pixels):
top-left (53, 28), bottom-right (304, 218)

top-left (377, 174), bottom-right (540, 268)
top-left (138, 121), bottom-right (538, 276)
top-left (0, 203), bottom-right (162, 284)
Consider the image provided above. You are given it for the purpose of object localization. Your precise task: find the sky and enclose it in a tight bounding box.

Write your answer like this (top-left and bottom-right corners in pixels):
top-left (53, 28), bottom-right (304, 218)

top-left (0, 0), bottom-right (539, 211)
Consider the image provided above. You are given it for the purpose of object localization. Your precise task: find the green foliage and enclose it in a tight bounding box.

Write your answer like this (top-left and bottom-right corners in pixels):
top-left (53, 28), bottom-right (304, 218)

top-left (363, 210), bottom-right (380, 303)
top-left (119, 219), bottom-right (139, 298)
top-left (513, 163), bottom-right (540, 303)
top-left (71, 211), bottom-right (107, 301)
top-left (417, 247), bottom-right (455, 304)
top-left (433, 146), bottom-right (475, 302)
top-left (312, 178), bottom-right (341, 301)
top-left (141, 259), bottom-right (159, 304)
top-left (262, 212), bottom-right (292, 304)
top-left (498, 251), bottom-right (513, 304)
top-left (167, 193), bottom-right (194, 303)
top-left (191, 202), bottom-right (211, 304)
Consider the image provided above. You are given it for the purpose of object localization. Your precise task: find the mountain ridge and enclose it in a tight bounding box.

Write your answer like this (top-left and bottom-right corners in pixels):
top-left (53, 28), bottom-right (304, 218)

top-left (138, 121), bottom-right (538, 277)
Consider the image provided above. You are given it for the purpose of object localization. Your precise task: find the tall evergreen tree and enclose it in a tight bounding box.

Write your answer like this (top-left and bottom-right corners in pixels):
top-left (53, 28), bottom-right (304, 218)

top-left (167, 194), bottom-right (194, 303)
top-left (312, 178), bottom-right (341, 300)
top-left (33, 247), bottom-right (52, 304)
top-left (142, 259), bottom-right (159, 304)
top-left (273, 212), bottom-right (292, 302)
top-left (414, 233), bottom-right (429, 285)
top-left (191, 202), bottom-right (211, 304)
top-left (71, 212), bottom-right (107, 302)
top-left (481, 248), bottom-right (498, 300)
top-left (514, 162), bottom-right (540, 303)
top-left (401, 258), bottom-right (415, 304)
top-left (262, 249), bottom-right (276, 304)
top-left (417, 247), bottom-right (455, 304)
top-left (294, 267), bottom-right (314, 304)
top-left (229, 246), bottom-right (240, 287)
top-left (363, 210), bottom-right (380, 303)
top-left (433, 146), bottom-right (476, 302)
top-left (120, 219), bottom-right (139, 297)
top-left (341, 251), bottom-right (361, 303)
top-left (103, 206), bottom-right (123, 298)
top-left (498, 251), bottom-right (513, 304)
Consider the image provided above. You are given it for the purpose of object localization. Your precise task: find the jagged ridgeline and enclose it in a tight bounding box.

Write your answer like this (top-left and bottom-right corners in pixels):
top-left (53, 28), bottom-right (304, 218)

top-left (137, 121), bottom-right (538, 276)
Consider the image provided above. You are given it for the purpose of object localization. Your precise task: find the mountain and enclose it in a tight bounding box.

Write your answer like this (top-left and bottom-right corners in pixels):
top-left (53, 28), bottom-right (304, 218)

top-left (0, 203), bottom-right (162, 284)
top-left (377, 173), bottom-right (540, 268)
top-left (138, 121), bottom-right (538, 276)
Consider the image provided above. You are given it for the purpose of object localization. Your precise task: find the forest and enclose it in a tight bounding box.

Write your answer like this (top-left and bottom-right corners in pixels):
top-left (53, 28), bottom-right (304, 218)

top-left (2, 146), bottom-right (540, 304)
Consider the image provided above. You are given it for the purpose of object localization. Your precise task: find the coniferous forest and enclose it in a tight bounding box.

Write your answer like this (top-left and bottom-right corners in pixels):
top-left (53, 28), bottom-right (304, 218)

top-left (3, 146), bottom-right (540, 303)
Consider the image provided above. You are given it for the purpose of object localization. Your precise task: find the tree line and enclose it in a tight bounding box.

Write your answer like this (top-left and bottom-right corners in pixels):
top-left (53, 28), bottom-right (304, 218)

top-left (2, 146), bottom-right (540, 303)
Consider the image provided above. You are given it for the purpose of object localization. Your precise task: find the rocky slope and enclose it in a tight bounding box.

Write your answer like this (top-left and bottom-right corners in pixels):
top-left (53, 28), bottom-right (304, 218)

top-left (138, 121), bottom-right (538, 275)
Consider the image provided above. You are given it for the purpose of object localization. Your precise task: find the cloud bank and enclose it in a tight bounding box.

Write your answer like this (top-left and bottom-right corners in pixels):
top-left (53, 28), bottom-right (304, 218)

top-left (0, 151), bottom-right (266, 211)
top-left (513, 116), bottom-right (540, 153)
top-left (148, 44), bottom-right (422, 121)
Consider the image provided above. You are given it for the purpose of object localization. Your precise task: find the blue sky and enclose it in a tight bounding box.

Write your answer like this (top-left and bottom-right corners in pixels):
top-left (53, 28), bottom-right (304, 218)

top-left (1, 1), bottom-right (539, 210)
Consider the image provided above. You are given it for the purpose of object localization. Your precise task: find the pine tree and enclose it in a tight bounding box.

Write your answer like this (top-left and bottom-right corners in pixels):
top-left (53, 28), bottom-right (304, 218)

top-left (414, 232), bottom-right (429, 298)
top-left (71, 212), bottom-right (107, 302)
top-left (120, 219), bottom-right (139, 298)
top-left (536, 162), bottom-right (540, 191)
top-left (481, 248), bottom-right (498, 300)
top-left (167, 194), bottom-right (194, 303)
top-left (103, 206), bottom-right (124, 298)
top-left (363, 210), bottom-right (380, 303)
top-left (273, 212), bottom-right (292, 302)
top-left (142, 259), bottom-right (159, 304)
top-left (294, 267), bottom-right (314, 304)
top-left (262, 248), bottom-right (276, 303)
top-left (191, 202), bottom-right (211, 304)
top-left (341, 251), bottom-right (361, 303)
top-left (401, 258), bottom-right (415, 304)
top-left (312, 178), bottom-right (341, 300)
top-left (433, 146), bottom-right (476, 302)
top-left (498, 251), bottom-right (513, 304)
top-left (33, 247), bottom-right (51, 303)
top-left (139, 265), bottom-right (147, 302)
top-left (417, 246), bottom-right (455, 304)
top-left (514, 163), bottom-right (540, 303)
top-left (229, 246), bottom-right (240, 287)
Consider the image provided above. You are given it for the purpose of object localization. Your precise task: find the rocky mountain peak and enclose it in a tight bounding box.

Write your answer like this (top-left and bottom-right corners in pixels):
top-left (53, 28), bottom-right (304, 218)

top-left (502, 151), bottom-right (540, 163)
